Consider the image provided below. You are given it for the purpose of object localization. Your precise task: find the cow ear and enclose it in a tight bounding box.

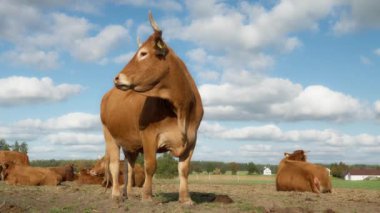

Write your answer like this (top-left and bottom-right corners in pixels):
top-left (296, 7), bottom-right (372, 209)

top-left (154, 37), bottom-right (168, 57)
top-left (284, 153), bottom-right (290, 158)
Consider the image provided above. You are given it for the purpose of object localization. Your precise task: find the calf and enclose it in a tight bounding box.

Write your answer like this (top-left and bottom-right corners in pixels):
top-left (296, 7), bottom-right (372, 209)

top-left (48, 164), bottom-right (75, 181)
top-left (276, 150), bottom-right (332, 193)
top-left (0, 162), bottom-right (62, 186)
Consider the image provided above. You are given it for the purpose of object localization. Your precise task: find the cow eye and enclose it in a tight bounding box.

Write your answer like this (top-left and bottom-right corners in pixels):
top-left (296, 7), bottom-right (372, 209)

top-left (140, 52), bottom-right (147, 57)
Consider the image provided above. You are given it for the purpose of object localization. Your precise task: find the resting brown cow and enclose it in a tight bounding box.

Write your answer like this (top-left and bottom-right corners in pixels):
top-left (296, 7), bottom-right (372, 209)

top-left (89, 157), bottom-right (144, 187)
top-left (76, 169), bottom-right (104, 185)
top-left (276, 150), bottom-right (332, 193)
top-left (0, 151), bottom-right (30, 166)
top-left (0, 162), bottom-right (62, 186)
top-left (48, 164), bottom-right (75, 181)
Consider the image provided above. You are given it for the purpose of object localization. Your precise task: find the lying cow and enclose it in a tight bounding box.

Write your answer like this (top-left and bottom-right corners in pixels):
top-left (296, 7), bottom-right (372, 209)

top-left (48, 164), bottom-right (75, 182)
top-left (76, 169), bottom-right (104, 185)
top-left (0, 150), bottom-right (30, 166)
top-left (276, 150), bottom-right (332, 193)
top-left (0, 161), bottom-right (62, 186)
top-left (89, 156), bottom-right (144, 188)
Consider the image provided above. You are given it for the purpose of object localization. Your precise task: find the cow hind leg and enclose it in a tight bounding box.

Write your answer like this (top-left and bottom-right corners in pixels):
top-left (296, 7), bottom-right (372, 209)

top-left (178, 146), bottom-right (195, 205)
top-left (124, 151), bottom-right (138, 197)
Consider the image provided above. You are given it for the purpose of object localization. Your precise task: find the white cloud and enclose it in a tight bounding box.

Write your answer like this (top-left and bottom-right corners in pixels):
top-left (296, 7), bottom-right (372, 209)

top-left (360, 55), bottom-right (372, 65)
top-left (200, 122), bottom-right (380, 147)
top-left (15, 112), bottom-right (100, 131)
top-left (114, 0), bottom-right (182, 11)
top-left (374, 48), bottom-right (380, 56)
top-left (71, 25), bottom-right (129, 62)
top-left (45, 132), bottom-right (103, 145)
top-left (0, 76), bottom-right (82, 107)
top-left (200, 73), bottom-right (370, 122)
top-left (332, 0), bottom-right (380, 35)
top-left (164, 0), bottom-right (338, 53)
top-left (0, 3), bottom-right (130, 68)
top-left (3, 50), bottom-right (59, 70)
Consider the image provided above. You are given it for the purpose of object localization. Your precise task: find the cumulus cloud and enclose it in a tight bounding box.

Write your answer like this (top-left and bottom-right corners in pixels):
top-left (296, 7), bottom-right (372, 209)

top-left (199, 73), bottom-right (370, 122)
top-left (0, 76), bottom-right (82, 107)
top-left (15, 112), bottom-right (101, 131)
top-left (2, 50), bottom-right (59, 70)
top-left (0, 112), bottom-right (104, 160)
top-left (0, 2), bottom-right (130, 69)
top-left (332, 0), bottom-right (380, 35)
top-left (114, 0), bottom-right (182, 11)
top-left (200, 122), bottom-right (380, 147)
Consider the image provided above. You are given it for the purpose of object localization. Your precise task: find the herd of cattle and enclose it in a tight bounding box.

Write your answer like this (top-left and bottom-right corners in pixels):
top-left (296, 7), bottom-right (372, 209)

top-left (0, 149), bottom-right (331, 194)
top-left (0, 150), bottom-right (145, 188)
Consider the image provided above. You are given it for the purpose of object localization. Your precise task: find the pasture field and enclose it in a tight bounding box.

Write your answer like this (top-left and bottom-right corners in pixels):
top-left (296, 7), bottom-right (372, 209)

top-left (1, 174), bottom-right (380, 213)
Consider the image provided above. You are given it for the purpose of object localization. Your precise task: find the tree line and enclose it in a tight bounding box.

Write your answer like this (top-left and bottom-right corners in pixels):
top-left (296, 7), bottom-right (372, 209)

top-left (0, 139), bottom-right (28, 153)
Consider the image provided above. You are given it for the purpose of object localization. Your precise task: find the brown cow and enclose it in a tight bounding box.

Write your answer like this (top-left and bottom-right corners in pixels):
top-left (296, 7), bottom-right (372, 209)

top-left (89, 157), bottom-right (145, 188)
top-left (48, 164), bottom-right (75, 181)
top-left (101, 12), bottom-right (203, 203)
top-left (0, 151), bottom-right (30, 166)
top-left (276, 150), bottom-right (332, 193)
top-left (76, 169), bottom-right (104, 185)
top-left (0, 161), bottom-right (62, 186)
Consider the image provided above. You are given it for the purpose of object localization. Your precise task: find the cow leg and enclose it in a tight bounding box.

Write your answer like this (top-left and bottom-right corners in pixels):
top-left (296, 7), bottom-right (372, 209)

top-left (311, 176), bottom-right (321, 194)
top-left (104, 126), bottom-right (121, 201)
top-left (142, 135), bottom-right (157, 201)
top-left (125, 152), bottom-right (138, 197)
top-left (178, 146), bottom-right (195, 205)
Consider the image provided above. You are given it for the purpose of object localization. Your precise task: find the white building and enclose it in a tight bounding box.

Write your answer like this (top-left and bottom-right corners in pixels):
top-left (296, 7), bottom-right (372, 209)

top-left (263, 167), bottom-right (272, 175)
top-left (344, 168), bottom-right (380, 181)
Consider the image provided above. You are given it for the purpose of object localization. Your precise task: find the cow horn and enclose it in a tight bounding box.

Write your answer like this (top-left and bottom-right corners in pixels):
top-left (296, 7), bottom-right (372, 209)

top-left (137, 36), bottom-right (142, 48)
top-left (149, 11), bottom-right (161, 32)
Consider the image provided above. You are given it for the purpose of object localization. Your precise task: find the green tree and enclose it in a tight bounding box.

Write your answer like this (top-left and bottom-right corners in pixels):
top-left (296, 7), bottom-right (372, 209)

top-left (229, 162), bottom-right (239, 175)
top-left (155, 153), bottom-right (178, 179)
top-left (247, 162), bottom-right (258, 175)
top-left (330, 162), bottom-right (349, 179)
top-left (12, 141), bottom-right (20, 152)
top-left (0, 139), bottom-right (11, 151)
top-left (20, 142), bottom-right (28, 154)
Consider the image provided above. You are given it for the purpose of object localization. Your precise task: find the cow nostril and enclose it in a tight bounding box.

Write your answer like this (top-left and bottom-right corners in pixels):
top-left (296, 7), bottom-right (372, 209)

top-left (114, 76), bottom-right (119, 81)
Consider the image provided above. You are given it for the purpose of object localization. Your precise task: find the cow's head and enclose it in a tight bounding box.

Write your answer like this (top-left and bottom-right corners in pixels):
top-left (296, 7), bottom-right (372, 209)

top-left (0, 162), bottom-right (12, 180)
top-left (284, 150), bottom-right (307, 161)
top-left (89, 157), bottom-right (106, 176)
top-left (114, 12), bottom-right (170, 93)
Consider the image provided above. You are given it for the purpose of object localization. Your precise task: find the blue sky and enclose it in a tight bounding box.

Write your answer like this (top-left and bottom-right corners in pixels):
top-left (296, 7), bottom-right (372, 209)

top-left (1, 0), bottom-right (380, 164)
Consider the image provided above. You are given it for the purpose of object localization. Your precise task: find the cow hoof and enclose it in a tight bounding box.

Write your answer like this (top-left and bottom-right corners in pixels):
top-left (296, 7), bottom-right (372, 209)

top-left (180, 199), bottom-right (194, 206)
top-left (142, 196), bottom-right (153, 202)
top-left (112, 195), bottom-right (124, 204)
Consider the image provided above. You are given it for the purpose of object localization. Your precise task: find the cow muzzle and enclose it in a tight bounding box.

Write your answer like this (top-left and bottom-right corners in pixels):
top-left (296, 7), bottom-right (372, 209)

top-left (114, 73), bottom-right (134, 91)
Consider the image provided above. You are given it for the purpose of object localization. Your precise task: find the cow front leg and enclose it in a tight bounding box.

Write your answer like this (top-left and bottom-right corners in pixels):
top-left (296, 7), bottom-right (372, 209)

top-left (178, 147), bottom-right (194, 205)
top-left (142, 137), bottom-right (157, 201)
top-left (104, 126), bottom-right (122, 201)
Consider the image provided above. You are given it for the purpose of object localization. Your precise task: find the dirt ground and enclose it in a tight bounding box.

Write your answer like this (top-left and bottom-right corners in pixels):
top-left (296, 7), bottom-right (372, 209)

top-left (1, 179), bottom-right (380, 213)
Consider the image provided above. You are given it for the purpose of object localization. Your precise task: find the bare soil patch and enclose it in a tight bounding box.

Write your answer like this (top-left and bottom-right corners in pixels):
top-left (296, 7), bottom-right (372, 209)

top-left (1, 179), bottom-right (379, 212)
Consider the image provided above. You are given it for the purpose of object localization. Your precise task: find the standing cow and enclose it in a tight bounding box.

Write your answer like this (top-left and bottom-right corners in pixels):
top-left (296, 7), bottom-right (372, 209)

top-left (101, 12), bottom-right (203, 204)
top-left (276, 150), bottom-right (332, 193)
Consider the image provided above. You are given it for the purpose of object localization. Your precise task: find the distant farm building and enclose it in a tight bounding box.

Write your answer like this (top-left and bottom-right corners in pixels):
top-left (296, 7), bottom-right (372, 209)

top-left (344, 168), bottom-right (380, 181)
top-left (263, 167), bottom-right (272, 175)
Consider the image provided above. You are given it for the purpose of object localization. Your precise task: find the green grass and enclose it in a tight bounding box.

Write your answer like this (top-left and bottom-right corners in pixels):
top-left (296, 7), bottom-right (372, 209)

top-left (332, 178), bottom-right (380, 190)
